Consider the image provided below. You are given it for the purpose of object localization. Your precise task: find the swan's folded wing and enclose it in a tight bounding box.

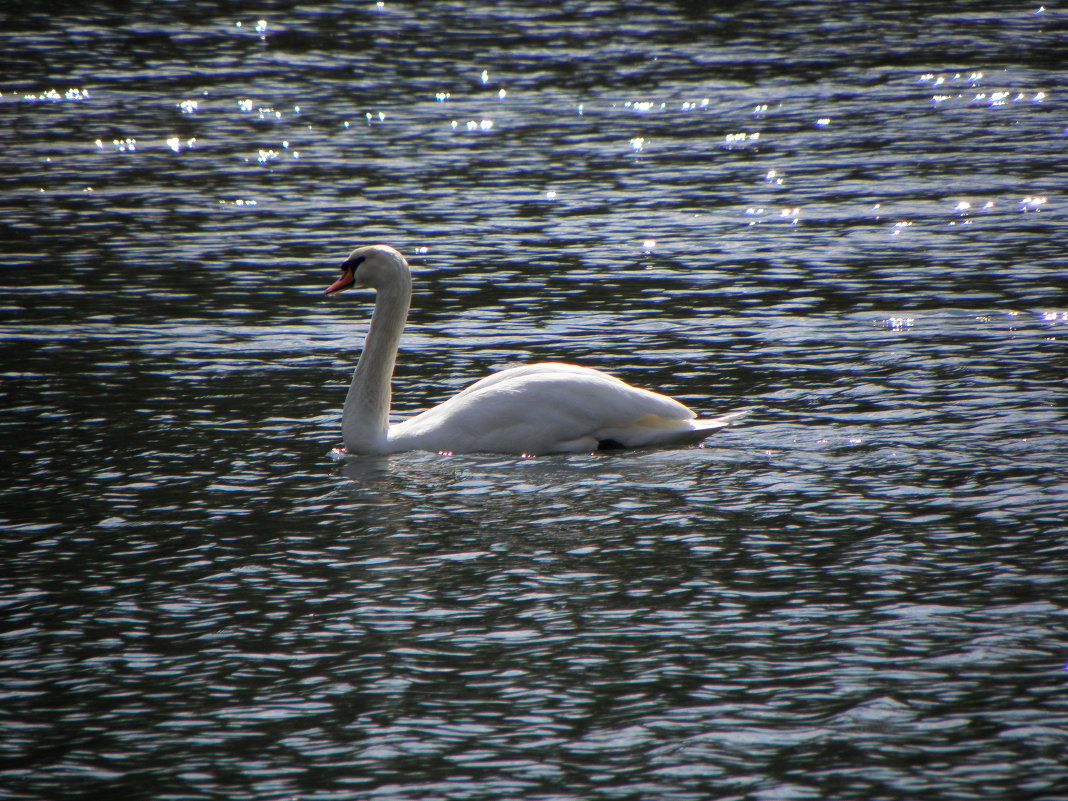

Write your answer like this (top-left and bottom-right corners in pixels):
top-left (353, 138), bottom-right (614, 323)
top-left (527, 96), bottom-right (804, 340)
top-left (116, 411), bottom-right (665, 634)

top-left (387, 366), bottom-right (705, 454)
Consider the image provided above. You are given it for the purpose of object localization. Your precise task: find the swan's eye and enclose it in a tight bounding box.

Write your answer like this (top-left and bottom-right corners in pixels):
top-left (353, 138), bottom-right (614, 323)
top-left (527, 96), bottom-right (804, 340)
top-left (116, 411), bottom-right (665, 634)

top-left (345, 254), bottom-right (368, 286)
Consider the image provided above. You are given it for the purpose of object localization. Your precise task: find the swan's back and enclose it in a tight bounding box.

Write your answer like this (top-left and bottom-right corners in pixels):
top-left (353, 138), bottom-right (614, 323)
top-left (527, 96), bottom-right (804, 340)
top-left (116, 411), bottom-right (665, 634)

top-left (387, 362), bottom-right (717, 455)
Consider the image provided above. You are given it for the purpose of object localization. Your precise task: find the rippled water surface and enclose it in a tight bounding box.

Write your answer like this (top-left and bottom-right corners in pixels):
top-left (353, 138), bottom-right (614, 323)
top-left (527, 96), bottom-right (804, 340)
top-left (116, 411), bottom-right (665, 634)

top-left (3, 2), bottom-right (1067, 799)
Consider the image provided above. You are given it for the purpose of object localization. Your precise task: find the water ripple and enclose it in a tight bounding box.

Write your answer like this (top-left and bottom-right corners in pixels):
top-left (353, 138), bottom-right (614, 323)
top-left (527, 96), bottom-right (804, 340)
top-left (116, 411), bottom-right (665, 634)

top-left (3, 2), bottom-right (1067, 800)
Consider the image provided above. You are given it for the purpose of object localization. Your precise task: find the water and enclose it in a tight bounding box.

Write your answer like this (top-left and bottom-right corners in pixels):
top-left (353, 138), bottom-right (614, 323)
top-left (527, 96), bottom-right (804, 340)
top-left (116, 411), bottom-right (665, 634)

top-left (2, 1), bottom-right (1067, 799)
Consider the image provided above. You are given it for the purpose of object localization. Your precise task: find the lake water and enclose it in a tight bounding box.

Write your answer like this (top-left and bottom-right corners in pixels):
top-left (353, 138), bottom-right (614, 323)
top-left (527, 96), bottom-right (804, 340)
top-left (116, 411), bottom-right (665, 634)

top-left (2, 1), bottom-right (1067, 799)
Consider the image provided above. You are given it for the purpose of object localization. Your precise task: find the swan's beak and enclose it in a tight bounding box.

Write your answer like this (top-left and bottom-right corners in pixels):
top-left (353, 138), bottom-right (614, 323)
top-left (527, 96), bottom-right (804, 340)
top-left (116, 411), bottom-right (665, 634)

top-left (324, 266), bottom-right (356, 296)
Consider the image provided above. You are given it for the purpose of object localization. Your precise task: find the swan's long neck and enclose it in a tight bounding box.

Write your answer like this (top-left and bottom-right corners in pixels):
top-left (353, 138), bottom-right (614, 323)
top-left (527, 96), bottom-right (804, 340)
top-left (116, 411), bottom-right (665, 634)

top-left (342, 274), bottom-right (411, 454)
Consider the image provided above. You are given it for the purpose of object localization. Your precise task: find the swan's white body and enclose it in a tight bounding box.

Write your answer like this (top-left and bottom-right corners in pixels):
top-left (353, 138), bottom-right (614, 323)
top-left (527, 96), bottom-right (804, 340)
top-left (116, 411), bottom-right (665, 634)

top-left (325, 245), bottom-right (747, 455)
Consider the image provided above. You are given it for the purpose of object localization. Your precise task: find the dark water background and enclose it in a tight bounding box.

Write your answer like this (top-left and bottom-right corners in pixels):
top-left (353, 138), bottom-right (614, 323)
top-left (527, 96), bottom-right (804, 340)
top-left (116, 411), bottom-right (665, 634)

top-left (2, 1), bottom-right (1067, 799)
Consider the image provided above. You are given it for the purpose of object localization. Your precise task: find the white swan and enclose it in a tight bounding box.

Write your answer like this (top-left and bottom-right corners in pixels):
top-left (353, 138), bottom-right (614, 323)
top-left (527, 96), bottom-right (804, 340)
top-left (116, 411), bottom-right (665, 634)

top-left (325, 244), bottom-right (748, 455)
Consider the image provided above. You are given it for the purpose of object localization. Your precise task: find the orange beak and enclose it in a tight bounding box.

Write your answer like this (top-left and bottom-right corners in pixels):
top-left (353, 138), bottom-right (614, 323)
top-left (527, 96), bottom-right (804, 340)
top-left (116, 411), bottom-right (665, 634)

top-left (324, 266), bottom-right (356, 296)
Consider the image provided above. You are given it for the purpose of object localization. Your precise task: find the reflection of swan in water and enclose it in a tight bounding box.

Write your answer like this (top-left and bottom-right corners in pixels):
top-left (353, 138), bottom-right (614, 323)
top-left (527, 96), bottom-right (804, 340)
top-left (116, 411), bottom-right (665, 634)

top-left (324, 245), bottom-right (748, 455)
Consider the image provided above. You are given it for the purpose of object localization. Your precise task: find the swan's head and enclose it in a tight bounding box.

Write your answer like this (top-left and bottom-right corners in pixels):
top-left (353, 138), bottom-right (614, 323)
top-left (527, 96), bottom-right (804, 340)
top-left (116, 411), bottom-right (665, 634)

top-left (324, 244), bottom-right (410, 296)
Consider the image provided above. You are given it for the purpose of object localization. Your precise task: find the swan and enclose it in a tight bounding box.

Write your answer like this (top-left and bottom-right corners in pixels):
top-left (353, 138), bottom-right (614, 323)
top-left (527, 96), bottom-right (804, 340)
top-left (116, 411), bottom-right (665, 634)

top-left (324, 244), bottom-right (748, 455)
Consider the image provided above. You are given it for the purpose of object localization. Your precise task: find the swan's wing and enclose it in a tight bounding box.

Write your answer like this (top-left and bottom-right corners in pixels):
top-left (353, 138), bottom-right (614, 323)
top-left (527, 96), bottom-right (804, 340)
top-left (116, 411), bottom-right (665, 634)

top-left (388, 364), bottom-right (724, 454)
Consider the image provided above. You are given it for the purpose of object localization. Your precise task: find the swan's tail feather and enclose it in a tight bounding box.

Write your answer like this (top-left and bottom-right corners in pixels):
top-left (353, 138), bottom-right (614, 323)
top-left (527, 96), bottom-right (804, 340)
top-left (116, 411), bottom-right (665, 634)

top-left (656, 409), bottom-right (749, 447)
top-left (690, 409), bottom-right (751, 435)
top-left (599, 408), bottom-right (751, 450)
